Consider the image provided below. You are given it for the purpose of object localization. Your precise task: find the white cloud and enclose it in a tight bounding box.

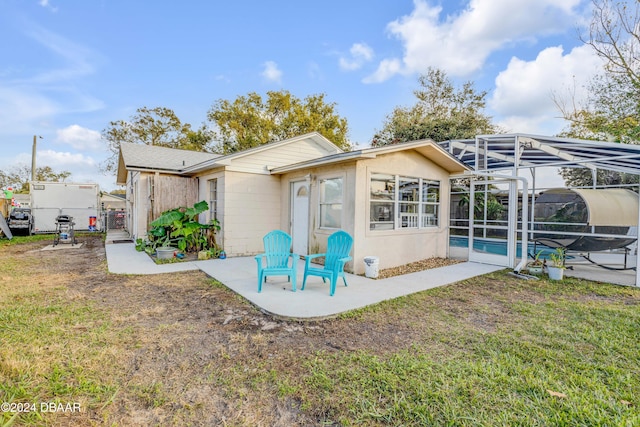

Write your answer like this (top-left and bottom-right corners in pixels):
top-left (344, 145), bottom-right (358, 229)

top-left (22, 26), bottom-right (98, 85)
top-left (363, 59), bottom-right (402, 84)
top-left (339, 43), bottom-right (374, 71)
top-left (366, 0), bottom-right (583, 82)
top-left (0, 24), bottom-right (103, 132)
top-left (261, 61), bottom-right (282, 84)
top-left (36, 149), bottom-right (116, 188)
top-left (55, 125), bottom-right (104, 151)
top-left (38, 0), bottom-right (58, 12)
top-left (490, 44), bottom-right (604, 134)
top-left (37, 149), bottom-right (97, 169)
top-left (0, 86), bottom-right (59, 131)
top-left (0, 148), bottom-right (113, 188)
top-left (307, 61), bottom-right (324, 80)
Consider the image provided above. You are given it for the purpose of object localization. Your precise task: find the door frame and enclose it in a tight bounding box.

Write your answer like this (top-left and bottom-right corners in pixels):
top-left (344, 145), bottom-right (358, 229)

top-left (290, 180), bottom-right (310, 255)
top-left (468, 178), bottom-right (517, 268)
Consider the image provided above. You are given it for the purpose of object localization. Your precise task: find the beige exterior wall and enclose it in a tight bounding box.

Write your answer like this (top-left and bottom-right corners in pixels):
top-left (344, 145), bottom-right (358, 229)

top-left (196, 169), bottom-right (226, 248)
top-left (125, 145), bottom-right (453, 271)
top-left (280, 162), bottom-right (357, 259)
top-left (280, 150), bottom-right (452, 275)
top-left (101, 194), bottom-right (126, 211)
top-left (230, 139), bottom-right (340, 174)
top-left (218, 171), bottom-right (281, 256)
top-left (353, 151), bottom-right (452, 275)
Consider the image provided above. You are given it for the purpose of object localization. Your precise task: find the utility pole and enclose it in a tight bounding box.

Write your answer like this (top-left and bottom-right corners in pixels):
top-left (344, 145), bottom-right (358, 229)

top-left (31, 135), bottom-right (42, 183)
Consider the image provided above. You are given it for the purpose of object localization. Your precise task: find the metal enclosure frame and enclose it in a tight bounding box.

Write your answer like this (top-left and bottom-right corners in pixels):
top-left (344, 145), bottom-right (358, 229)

top-left (440, 134), bottom-right (640, 287)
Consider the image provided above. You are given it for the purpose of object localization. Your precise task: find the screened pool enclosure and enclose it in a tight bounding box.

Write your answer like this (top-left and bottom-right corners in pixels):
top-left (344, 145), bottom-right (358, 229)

top-left (441, 134), bottom-right (640, 286)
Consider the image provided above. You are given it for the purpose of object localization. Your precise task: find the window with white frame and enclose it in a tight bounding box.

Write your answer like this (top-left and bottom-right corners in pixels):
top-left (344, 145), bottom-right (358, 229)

top-left (370, 173), bottom-right (395, 230)
top-left (319, 177), bottom-right (343, 228)
top-left (370, 173), bottom-right (440, 230)
top-left (208, 179), bottom-right (218, 221)
top-left (421, 180), bottom-right (440, 227)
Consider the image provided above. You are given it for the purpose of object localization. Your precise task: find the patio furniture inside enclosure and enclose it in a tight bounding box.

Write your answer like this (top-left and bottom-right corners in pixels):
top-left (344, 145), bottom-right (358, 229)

top-left (532, 188), bottom-right (638, 268)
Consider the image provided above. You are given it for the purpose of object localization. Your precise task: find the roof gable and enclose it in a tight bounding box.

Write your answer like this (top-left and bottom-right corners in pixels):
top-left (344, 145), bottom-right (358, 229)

top-left (183, 132), bottom-right (343, 174)
top-left (271, 139), bottom-right (469, 174)
top-left (116, 143), bottom-right (221, 184)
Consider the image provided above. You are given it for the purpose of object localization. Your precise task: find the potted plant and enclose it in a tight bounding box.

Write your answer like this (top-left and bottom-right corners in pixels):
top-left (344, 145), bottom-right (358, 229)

top-left (547, 247), bottom-right (566, 280)
top-left (527, 250), bottom-right (545, 274)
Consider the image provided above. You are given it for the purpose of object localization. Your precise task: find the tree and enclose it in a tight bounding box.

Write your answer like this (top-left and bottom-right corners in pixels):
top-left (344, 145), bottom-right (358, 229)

top-left (102, 106), bottom-right (212, 173)
top-left (555, 0), bottom-right (640, 186)
top-left (2, 164), bottom-right (72, 193)
top-left (557, 0), bottom-right (640, 143)
top-left (0, 170), bottom-right (10, 190)
top-left (558, 167), bottom-right (639, 187)
top-left (207, 90), bottom-right (351, 153)
top-left (372, 68), bottom-right (499, 147)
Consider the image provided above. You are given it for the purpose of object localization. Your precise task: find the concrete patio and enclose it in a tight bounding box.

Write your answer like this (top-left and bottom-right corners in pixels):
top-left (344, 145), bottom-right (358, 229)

top-left (104, 230), bottom-right (503, 319)
top-left (105, 230), bottom-right (637, 318)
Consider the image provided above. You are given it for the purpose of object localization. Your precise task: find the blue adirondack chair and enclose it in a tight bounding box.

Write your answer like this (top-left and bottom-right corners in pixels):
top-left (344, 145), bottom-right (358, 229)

top-left (302, 230), bottom-right (353, 296)
top-left (255, 230), bottom-right (298, 292)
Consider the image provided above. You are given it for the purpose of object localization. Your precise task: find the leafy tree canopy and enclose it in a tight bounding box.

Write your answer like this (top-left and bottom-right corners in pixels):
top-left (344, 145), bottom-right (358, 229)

top-left (557, 0), bottom-right (639, 143)
top-left (101, 106), bottom-right (213, 173)
top-left (1, 165), bottom-right (72, 193)
top-left (558, 167), bottom-right (639, 188)
top-left (207, 90), bottom-right (351, 153)
top-left (555, 0), bottom-right (640, 186)
top-left (372, 68), bottom-right (499, 147)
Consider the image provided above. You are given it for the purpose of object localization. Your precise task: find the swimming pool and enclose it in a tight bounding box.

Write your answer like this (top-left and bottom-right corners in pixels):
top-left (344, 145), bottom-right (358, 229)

top-left (449, 235), bottom-right (557, 259)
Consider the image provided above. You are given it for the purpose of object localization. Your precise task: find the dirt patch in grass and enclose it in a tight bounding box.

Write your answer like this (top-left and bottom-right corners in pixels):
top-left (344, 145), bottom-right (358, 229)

top-left (1, 235), bottom-right (638, 426)
top-left (375, 257), bottom-right (463, 279)
top-left (4, 235), bottom-right (430, 425)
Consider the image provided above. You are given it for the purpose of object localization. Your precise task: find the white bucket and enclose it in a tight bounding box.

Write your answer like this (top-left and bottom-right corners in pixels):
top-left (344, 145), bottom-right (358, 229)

top-left (156, 247), bottom-right (176, 259)
top-left (364, 256), bottom-right (379, 279)
top-left (547, 266), bottom-right (564, 280)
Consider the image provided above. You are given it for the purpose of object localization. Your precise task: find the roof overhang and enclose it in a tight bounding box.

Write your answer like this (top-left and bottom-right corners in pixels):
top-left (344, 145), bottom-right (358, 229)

top-left (271, 139), bottom-right (469, 174)
top-left (116, 161), bottom-right (196, 185)
top-left (116, 151), bottom-right (127, 185)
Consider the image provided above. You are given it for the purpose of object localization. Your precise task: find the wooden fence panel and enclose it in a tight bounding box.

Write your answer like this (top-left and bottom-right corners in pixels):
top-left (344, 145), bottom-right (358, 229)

top-left (148, 175), bottom-right (199, 223)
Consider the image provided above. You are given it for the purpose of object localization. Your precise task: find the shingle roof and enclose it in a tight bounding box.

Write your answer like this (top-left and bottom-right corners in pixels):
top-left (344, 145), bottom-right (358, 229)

top-left (120, 143), bottom-right (220, 171)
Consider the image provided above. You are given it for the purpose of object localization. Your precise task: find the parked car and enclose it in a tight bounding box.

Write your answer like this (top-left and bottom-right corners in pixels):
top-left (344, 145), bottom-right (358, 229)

top-left (8, 207), bottom-right (33, 235)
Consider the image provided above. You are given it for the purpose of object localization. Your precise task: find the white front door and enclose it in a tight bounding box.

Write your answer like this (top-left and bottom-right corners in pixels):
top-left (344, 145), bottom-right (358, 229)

top-left (291, 181), bottom-right (310, 255)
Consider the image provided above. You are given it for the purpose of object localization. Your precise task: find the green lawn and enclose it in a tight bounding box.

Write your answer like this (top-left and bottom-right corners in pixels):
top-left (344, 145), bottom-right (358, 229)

top-left (1, 235), bottom-right (639, 426)
top-left (258, 276), bottom-right (640, 426)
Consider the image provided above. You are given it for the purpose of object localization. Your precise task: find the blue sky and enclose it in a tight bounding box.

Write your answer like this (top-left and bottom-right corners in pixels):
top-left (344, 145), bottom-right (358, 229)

top-left (1, 0), bottom-right (605, 191)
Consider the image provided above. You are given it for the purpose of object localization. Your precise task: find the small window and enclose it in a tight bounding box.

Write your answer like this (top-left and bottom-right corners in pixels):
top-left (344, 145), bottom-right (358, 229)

top-left (319, 178), bottom-right (342, 228)
top-left (296, 185), bottom-right (308, 197)
top-left (422, 180), bottom-right (440, 227)
top-left (209, 179), bottom-right (218, 221)
top-left (370, 173), bottom-right (395, 230)
top-left (399, 177), bottom-right (419, 228)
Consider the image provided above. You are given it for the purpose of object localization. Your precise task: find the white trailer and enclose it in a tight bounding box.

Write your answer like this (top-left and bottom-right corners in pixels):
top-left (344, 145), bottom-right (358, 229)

top-left (30, 182), bottom-right (100, 233)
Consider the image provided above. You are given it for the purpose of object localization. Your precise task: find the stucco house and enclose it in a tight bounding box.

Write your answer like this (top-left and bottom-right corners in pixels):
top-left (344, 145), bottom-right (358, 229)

top-left (100, 192), bottom-right (126, 211)
top-left (116, 132), bottom-right (468, 274)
